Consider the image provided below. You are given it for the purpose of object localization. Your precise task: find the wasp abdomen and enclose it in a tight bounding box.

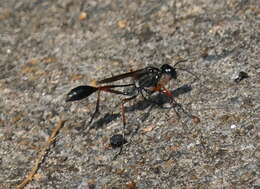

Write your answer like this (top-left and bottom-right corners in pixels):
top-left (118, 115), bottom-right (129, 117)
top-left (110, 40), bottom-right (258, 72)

top-left (66, 85), bottom-right (98, 102)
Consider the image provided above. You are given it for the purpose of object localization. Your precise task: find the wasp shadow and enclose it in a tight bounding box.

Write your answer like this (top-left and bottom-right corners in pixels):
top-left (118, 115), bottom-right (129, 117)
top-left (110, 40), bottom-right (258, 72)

top-left (88, 84), bottom-right (192, 130)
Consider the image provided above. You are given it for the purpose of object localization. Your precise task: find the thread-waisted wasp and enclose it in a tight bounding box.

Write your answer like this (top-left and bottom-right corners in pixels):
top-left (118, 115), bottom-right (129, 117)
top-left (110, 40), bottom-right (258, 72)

top-left (66, 61), bottom-right (200, 138)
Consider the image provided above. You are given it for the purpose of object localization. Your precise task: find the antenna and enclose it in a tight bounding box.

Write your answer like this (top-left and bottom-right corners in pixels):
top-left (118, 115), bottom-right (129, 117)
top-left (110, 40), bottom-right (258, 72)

top-left (173, 59), bottom-right (200, 82)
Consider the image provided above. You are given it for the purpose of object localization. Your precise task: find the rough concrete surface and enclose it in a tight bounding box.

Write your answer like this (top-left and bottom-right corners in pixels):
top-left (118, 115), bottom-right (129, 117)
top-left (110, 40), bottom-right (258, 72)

top-left (0, 0), bottom-right (259, 188)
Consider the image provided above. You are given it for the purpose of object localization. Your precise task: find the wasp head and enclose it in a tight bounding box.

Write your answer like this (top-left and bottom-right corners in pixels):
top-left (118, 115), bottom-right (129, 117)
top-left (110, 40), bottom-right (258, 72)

top-left (161, 64), bottom-right (177, 80)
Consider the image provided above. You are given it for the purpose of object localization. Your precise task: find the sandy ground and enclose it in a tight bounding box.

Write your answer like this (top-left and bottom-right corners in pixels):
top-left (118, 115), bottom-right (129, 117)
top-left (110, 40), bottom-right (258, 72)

top-left (0, 0), bottom-right (259, 188)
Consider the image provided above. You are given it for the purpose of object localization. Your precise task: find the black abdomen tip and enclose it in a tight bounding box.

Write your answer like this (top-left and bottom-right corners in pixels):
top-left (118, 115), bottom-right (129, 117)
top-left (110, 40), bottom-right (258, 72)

top-left (66, 85), bottom-right (98, 102)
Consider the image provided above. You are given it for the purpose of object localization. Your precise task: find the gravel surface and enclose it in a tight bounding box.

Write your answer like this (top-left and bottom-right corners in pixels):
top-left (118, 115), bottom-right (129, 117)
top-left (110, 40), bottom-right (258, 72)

top-left (0, 0), bottom-right (259, 189)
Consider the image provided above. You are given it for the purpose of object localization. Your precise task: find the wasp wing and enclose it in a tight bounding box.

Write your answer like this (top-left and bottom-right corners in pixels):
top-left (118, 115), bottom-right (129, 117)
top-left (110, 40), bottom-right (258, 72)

top-left (97, 68), bottom-right (149, 84)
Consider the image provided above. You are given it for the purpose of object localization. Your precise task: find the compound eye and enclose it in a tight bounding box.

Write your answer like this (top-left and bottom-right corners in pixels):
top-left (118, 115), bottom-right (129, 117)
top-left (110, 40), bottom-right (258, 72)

top-left (161, 64), bottom-right (172, 73)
